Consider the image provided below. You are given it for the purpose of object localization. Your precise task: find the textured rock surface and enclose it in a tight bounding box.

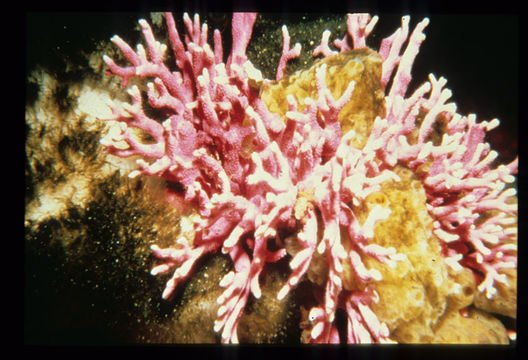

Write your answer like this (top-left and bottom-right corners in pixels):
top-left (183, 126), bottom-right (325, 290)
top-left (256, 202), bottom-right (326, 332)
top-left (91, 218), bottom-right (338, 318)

top-left (261, 48), bottom-right (386, 149)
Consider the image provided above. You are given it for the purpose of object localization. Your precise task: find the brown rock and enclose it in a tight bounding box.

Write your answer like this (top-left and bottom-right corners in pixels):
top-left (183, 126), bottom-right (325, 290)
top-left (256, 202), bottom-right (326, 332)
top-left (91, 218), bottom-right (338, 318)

top-left (261, 47), bottom-right (386, 149)
top-left (432, 307), bottom-right (509, 344)
top-left (474, 268), bottom-right (517, 319)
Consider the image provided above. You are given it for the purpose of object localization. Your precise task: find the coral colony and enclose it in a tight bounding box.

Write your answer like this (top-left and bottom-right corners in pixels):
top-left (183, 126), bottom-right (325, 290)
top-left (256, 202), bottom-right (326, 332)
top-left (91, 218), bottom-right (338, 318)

top-left (101, 13), bottom-right (518, 343)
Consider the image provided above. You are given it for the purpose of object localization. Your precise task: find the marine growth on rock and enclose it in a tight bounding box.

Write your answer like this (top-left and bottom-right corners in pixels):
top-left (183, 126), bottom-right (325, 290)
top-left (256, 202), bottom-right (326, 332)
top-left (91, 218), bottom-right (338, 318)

top-left (100, 12), bottom-right (518, 343)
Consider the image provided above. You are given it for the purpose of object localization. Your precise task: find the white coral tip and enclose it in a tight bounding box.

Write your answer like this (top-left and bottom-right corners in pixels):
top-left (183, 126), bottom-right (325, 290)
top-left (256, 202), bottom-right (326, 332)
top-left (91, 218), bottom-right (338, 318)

top-left (311, 322), bottom-right (324, 339)
top-left (277, 285), bottom-right (290, 301)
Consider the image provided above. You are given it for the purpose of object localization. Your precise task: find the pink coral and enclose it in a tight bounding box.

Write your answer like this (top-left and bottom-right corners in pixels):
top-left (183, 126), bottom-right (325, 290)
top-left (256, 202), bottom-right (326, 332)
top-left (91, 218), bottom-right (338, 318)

top-left (102, 12), bottom-right (517, 343)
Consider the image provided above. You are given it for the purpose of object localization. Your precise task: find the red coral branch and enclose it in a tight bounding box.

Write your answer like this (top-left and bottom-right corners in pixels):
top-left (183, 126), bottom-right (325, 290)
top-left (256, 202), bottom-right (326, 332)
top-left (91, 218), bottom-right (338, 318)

top-left (102, 12), bottom-right (517, 343)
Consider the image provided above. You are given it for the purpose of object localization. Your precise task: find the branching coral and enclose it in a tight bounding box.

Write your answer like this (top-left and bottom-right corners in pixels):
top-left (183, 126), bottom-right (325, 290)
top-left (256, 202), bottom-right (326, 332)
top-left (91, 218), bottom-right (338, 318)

top-left (101, 12), bottom-right (517, 343)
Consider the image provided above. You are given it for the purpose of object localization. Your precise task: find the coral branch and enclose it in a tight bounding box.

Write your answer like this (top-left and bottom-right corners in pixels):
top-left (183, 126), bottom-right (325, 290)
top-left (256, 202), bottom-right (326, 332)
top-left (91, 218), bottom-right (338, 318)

top-left (276, 25), bottom-right (302, 80)
top-left (334, 14), bottom-right (379, 52)
top-left (102, 12), bottom-right (517, 344)
top-left (313, 29), bottom-right (337, 58)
